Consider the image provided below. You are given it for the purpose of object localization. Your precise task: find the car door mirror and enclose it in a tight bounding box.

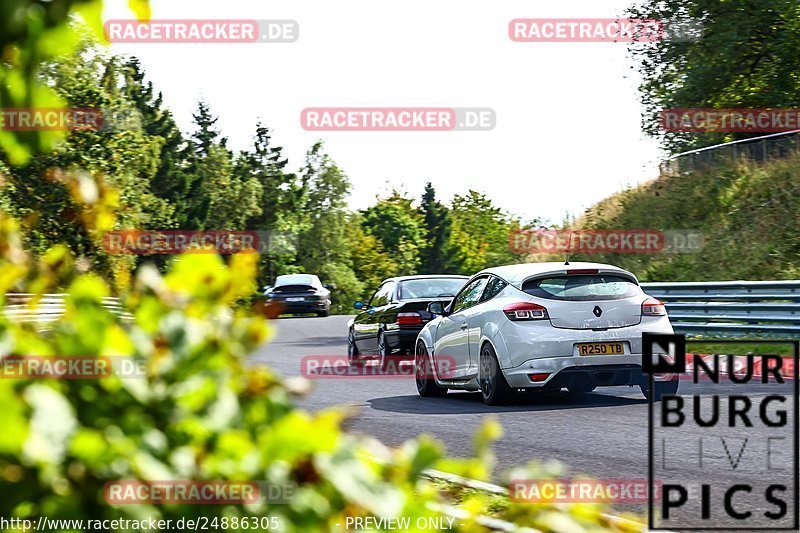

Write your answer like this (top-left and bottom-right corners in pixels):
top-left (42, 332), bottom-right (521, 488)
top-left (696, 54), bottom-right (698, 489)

top-left (427, 301), bottom-right (444, 315)
top-left (427, 301), bottom-right (450, 316)
top-left (354, 301), bottom-right (366, 310)
top-left (324, 283), bottom-right (335, 290)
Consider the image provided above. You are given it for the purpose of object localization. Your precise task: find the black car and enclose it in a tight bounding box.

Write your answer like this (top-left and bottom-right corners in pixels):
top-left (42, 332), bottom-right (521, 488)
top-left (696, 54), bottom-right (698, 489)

top-left (263, 274), bottom-right (333, 317)
top-left (347, 275), bottom-right (469, 367)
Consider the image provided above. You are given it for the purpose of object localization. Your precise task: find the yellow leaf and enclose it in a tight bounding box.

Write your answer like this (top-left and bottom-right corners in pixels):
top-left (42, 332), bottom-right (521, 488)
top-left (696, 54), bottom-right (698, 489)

top-left (128, 0), bottom-right (152, 21)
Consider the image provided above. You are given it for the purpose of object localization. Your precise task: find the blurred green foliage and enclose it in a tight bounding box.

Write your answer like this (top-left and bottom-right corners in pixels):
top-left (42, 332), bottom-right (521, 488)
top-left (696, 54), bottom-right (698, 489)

top-left (0, 0), bottom-right (149, 164)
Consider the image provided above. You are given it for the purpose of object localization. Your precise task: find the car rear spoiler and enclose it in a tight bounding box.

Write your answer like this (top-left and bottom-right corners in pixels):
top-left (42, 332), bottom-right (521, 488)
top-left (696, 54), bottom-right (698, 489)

top-left (514, 268), bottom-right (640, 290)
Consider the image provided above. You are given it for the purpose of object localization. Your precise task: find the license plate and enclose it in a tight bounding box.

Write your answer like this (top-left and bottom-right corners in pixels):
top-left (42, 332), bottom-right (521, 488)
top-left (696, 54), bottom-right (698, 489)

top-left (286, 297), bottom-right (305, 302)
top-left (578, 342), bottom-right (624, 356)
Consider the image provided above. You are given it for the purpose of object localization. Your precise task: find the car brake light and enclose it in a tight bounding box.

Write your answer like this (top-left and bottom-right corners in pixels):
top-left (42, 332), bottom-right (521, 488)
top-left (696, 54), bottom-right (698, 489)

top-left (503, 302), bottom-right (548, 321)
top-left (642, 297), bottom-right (666, 316)
top-left (397, 312), bottom-right (423, 325)
top-left (528, 373), bottom-right (550, 382)
top-left (566, 269), bottom-right (599, 275)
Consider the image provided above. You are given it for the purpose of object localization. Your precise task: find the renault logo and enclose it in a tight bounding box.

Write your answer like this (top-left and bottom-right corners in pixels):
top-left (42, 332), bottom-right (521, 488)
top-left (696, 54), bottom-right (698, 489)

top-left (593, 306), bottom-right (603, 317)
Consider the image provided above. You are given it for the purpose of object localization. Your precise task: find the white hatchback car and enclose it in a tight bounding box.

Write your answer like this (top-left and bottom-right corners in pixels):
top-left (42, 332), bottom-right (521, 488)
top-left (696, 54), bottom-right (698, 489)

top-left (414, 262), bottom-right (678, 405)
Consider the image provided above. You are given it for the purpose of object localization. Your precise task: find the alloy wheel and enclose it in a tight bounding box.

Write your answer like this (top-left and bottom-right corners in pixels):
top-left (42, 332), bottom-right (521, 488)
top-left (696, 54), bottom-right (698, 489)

top-left (480, 346), bottom-right (494, 398)
top-left (415, 342), bottom-right (426, 391)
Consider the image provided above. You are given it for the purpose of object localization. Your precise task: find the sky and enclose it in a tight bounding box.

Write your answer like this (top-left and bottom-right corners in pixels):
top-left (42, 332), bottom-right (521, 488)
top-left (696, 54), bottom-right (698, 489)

top-left (103, 0), bottom-right (665, 224)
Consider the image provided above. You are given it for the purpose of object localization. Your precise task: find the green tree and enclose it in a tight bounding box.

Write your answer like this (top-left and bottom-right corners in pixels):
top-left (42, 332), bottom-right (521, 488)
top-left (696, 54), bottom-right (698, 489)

top-left (418, 182), bottom-right (455, 274)
top-left (349, 214), bottom-right (401, 295)
top-left (0, 0), bottom-right (151, 164)
top-left (238, 124), bottom-right (302, 283)
top-left (121, 57), bottom-right (192, 228)
top-left (295, 142), bottom-right (363, 311)
top-left (449, 190), bottom-right (521, 274)
top-left (1, 43), bottom-right (171, 286)
top-left (182, 101), bottom-right (263, 230)
top-left (628, 0), bottom-right (800, 153)
top-left (201, 146), bottom-right (262, 231)
top-left (361, 190), bottom-right (424, 275)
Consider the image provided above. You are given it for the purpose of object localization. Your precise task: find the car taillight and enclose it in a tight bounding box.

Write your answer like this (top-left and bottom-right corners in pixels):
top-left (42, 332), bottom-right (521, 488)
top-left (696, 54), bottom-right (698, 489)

top-left (642, 297), bottom-right (666, 316)
top-left (503, 302), bottom-right (548, 321)
top-left (397, 312), bottom-right (423, 325)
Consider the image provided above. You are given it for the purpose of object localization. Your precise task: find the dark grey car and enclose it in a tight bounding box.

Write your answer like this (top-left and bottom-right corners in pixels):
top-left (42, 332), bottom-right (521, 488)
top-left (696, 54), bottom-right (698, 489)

top-left (263, 274), bottom-right (332, 317)
top-left (346, 275), bottom-right (469, 367)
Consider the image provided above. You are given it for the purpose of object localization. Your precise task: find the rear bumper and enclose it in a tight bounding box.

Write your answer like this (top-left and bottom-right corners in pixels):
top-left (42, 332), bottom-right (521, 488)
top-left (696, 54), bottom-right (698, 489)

top-left (503, 354), bottom-right (675, 389)
top-left (268, 300), bottom-right (329, 314)
top-left (385, 327), bottom-right (424, 353)
top-left (499, 316), bottom-right (674, 368)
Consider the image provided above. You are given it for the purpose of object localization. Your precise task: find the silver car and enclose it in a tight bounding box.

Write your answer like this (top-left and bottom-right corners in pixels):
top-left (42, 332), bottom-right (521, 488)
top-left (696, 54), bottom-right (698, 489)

top-left (414, 262), bottom-right (678, 405)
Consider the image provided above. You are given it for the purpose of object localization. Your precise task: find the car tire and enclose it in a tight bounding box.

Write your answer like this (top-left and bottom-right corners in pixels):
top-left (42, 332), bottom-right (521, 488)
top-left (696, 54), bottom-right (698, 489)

top-left (415, 341), bottom-right (448, 397)
top-left (377, 331), bottom-right (393, 371)
top-left (347, 328), bottom-right (363, 366)
top-left (479, 343), bottom-right (516, 405)
top-left (317, 309), bottom-right (330, 317)
top-left (640, 377), bottom-right (679, 401)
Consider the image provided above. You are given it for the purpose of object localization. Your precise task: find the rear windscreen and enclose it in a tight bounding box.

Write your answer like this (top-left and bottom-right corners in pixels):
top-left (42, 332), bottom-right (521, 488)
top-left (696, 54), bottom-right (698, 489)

top-left (398, 278), bottom-right (466, 299)
top-left (273, 285), bottom-right (315, 293)
top-left (522, 274), bottom-right (640, 301)
top-left (276, 275), bottom-right (315, 286)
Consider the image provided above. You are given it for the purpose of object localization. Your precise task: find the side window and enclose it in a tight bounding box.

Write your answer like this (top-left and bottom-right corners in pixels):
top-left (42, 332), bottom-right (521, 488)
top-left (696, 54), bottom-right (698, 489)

top-left (369, 284), bottom-right (386, 307)
top-left (384, 282), bottom-right (396, 303)
top-left (452, 276), bottom-right (489, 314)
top-left (481, 276), bottom-right (508, 302)
top-left (369, 282), bottom-right (394, 307)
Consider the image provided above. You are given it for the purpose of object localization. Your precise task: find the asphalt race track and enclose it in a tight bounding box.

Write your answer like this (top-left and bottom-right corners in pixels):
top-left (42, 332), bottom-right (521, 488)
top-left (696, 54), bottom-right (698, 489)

top-left (251, 315), bottom-right (797, 523)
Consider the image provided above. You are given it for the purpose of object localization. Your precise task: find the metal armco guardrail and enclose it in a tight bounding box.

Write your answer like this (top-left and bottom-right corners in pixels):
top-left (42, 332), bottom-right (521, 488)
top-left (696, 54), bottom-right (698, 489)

top-left (6, 282), bottom-right (800, 338)
top-left (3, 293), bottom-right (132, 329)
top-left (660, 129), bottom-right (800, 176)
top-left (641, 280), bottom-right (800, 337)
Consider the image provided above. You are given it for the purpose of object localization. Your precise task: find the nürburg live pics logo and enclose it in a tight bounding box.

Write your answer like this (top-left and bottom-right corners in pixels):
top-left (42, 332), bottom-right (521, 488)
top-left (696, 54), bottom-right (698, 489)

top-left (644, 333), bottom-right (799, 530)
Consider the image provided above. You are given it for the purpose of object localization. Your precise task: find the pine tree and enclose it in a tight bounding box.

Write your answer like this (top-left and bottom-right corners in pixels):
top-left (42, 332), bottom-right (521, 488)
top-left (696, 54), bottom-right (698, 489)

top-left (183, 100), bottom-right (231, 229)
top-left (237, 124), bottom-right (301, 281)
top-left (419, 182), bottom-right (454, 273)
top-left (122, 58), bottom-right (192, 227)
